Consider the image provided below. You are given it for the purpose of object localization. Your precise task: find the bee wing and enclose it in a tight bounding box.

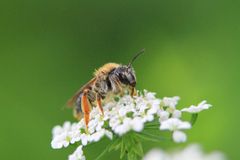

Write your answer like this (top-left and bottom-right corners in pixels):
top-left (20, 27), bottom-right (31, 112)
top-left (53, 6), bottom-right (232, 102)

top-left (67, 77), bottom-right (96, 108)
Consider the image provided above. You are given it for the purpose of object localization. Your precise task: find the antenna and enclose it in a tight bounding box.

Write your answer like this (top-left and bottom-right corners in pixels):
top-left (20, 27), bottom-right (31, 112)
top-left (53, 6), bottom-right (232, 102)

top-left (128, 48), bottom-right (145, 67)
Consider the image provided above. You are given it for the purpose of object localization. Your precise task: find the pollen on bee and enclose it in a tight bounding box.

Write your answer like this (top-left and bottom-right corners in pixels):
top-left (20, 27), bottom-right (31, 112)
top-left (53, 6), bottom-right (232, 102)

top-left (94, 63), bottom-right (120, 76)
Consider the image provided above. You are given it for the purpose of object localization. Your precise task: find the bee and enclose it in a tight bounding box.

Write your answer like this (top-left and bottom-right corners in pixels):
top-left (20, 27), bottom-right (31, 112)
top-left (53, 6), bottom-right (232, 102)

top-left (67, 49), bottom-right (144, 128)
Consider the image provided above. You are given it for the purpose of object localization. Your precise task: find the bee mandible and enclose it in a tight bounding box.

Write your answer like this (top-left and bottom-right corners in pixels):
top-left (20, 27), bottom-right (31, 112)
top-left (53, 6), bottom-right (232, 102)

top-left (67, 49), bottom-right (145, 128)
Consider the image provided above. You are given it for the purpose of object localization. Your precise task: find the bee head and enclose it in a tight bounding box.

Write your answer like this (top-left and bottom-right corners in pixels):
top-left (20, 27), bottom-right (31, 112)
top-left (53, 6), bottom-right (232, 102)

top-left (116, 66), bottom-right (136, 87)
top-left (113, 49), bottom-right (144, 88)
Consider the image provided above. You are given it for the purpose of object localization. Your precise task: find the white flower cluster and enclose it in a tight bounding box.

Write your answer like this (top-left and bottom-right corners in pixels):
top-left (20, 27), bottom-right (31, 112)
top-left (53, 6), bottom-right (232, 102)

top-left (51, 90), bottom-right (212, 160)
top-left (68, 145), bottom-right (85, 160)
top-left (143, 144), bottom-right (226, 160)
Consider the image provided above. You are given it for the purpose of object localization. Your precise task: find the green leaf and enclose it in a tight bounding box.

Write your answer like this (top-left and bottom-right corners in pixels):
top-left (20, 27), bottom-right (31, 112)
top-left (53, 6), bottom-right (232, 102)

top-left (120, 138), bottom-right (126, 159)
top-left (120, 136), bottom-right (127, 159)
top-left (95, 143), bottom-right (111, 160)
top-left (126, 112), bottom-right (134, 118)
top-left (127, 151), bottom-right (138, 160)
top-left (132, 140), bottom-right (143, 157)
top-left (80, 128), bottom-right (86, 134)
top-left (141, 132), bottom-right (170, 141)
top-left (190, 113), bottom-right (198, 126)
top-left (135, 133), bottom-right (162, 143)
top-left (103, 121), bottom-right (109, 128)
top-left (145, 119), bottom-right (160, 128)
top-left (108, 138), bottom-right (121, 152)
top-left (144, 126), bottom-right (160, 130)
top-left (145, 123), bottom-right (159, 127)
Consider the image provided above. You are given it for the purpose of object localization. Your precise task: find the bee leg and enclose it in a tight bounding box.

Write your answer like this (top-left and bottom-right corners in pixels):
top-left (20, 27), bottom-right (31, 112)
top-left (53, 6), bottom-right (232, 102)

top-left (96, 94), bottom-right (104, 116)
top-left (81, 89), bottom-right (92, 130)
top-left (130, 87), bottom-right (137, 97)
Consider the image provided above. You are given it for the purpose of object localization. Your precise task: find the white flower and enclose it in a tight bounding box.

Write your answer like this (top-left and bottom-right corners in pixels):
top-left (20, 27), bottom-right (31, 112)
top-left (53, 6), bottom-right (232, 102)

top-left (162, 96), bottom-right (180, 108)
top-left (51, 122), bottom-right (81, 149)
top-left (143, 90), bottom-right (161, 108)
top-left (204, 152), bottom-right (226, 160)
top-left (104, 130), bottom-right (113, 140)
top-left (143, 149), bottom-right (170, 160)
top-left (131, 117), bottom-right (144, 132)
top-left (143, 144), bottom-right (226, 160)
top-left (51, 132), bottom-right (71, 149)
top-left (158, 111), bottom-right (170, 122)
top-left (172, 131), bottom-right (187, 143)
top-left (172, 110), bottom-right (182, 118)
top-left (141, 110), bottom-right (155, 123)
top-left (160, 118), bottom-right (191, 131)
top-left (51, 121), bottom-right (86, 149)
top-left (113, 117), bottom-right (132, 136)
top-left (160, 118), bottom-right (191, 143)
top-left (89, 129), bottom-right (105, 142)
top-left (52, 121), bottom-right (72, 138)
top-left (181, 100), bottom-right (212, 113)
top-left (144, 90), bottom-right (156, 100)
top-left (88, 113), bottom-right (104, 134)
top-left (135, 97), bottom-right (149, 113)
top-left (51, 90), bottom-right (213, 159)
top-left (68, 145), bottom-right (85, 160)
top-left (172, 144), bottom-right (226, 160)
top-left (79, 133), bottom-right (89, 146)
top-left (89, 129), bottom-right (113, 142)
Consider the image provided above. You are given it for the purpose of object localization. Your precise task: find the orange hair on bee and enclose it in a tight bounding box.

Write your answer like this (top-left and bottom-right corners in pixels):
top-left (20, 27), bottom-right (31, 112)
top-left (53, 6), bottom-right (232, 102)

top-left (94, 63), bottom-right (120, 76)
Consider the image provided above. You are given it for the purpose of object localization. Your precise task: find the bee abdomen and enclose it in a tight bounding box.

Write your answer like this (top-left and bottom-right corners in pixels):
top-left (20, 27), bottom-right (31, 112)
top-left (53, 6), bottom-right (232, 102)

top-left (75, 93), bottom-right (83, 113)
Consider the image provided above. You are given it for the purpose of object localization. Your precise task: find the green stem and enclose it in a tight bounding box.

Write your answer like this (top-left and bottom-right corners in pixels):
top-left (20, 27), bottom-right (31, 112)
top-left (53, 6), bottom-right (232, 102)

top-left (190, 113), bottom-right (198, 126)
top-left (119, 132), bottom-right (144, 160)
top-left (135, 133), bottom-right (163, 143)
top-left (95, 143), bottom-right (112, 160)
top-left (140, 132), bottom-right (170, 141)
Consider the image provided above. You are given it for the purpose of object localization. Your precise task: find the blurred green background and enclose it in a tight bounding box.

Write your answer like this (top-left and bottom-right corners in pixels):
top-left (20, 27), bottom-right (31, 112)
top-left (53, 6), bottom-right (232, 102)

top-left (0, 0), bottom-right (239, 159)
